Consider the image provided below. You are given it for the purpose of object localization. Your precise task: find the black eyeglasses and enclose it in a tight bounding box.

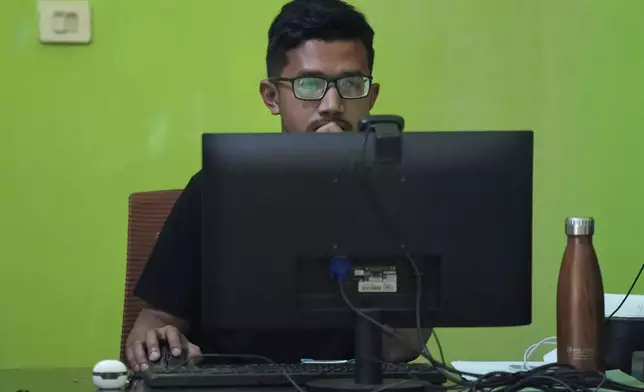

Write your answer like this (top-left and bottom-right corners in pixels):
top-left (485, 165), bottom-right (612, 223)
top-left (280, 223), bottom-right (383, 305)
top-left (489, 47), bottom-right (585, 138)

top-left (270, 75), bottom-right (373, 101)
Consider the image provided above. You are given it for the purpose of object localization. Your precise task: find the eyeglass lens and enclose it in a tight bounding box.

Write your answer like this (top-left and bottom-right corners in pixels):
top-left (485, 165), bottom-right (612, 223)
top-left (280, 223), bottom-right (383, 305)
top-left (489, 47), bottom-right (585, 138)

top-left (293, 76), bottom-right (370, 100)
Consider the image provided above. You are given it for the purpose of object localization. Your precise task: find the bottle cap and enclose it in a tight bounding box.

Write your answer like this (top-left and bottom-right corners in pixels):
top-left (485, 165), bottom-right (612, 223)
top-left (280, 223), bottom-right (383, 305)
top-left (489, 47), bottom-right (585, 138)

top-left (565, 217), bottom-right (595, 236)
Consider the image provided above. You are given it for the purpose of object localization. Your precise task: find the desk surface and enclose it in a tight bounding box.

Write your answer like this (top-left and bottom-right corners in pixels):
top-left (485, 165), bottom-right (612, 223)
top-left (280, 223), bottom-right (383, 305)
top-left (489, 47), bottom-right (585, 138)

top-left (0, 368), bottom-right (297, 392)
top-left (3, 368), bottom-right (643, 392)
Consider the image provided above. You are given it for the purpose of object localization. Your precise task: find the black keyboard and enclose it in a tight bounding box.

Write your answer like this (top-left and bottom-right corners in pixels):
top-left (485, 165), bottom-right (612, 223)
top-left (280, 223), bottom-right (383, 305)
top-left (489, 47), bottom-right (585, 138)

top-left (139, 362), bottom-right (446, 388)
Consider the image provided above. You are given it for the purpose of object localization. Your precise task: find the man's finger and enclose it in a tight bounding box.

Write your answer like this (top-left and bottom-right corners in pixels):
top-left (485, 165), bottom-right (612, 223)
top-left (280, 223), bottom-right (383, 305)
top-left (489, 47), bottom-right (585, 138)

top-left (186, 342), bottom-right (203, 363)
top-left (133, 341), bottom-right (149, 371)
top-left (126, 347), bottom-right (138, 371)
top-left (165, 327), bottom-right (183, 356)
top-left (316, 122), bottom-right (343, 133)
top-left (146, 329), bottom-right (160, 361)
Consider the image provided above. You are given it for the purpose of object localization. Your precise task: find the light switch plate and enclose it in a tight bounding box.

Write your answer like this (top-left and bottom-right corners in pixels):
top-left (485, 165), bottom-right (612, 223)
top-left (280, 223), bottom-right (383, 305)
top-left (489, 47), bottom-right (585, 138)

top-left (39, 0), bottom-right (92, 44)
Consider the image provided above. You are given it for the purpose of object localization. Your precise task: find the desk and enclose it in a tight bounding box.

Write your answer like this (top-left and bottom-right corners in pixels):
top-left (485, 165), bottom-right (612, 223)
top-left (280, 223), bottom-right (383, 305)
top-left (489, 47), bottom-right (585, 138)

top-left (1, 368), bottom-right (297, 392)
top-left (2, 368), bottom-right (643, 392)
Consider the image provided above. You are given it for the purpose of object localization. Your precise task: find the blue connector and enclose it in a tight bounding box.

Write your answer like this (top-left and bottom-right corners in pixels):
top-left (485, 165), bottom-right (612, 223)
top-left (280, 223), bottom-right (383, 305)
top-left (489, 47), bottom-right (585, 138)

top-left (330, 256), bottom-right (352, 282)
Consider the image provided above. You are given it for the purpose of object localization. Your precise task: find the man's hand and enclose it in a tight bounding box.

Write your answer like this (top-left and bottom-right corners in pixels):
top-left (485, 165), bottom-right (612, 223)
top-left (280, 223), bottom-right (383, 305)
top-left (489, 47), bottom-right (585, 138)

top-left (382, 328), bottom-right (432, 363)
top-left (316, 122), bottom-right (344, 133)
top-left (125, 309), bottom-right (202, 371)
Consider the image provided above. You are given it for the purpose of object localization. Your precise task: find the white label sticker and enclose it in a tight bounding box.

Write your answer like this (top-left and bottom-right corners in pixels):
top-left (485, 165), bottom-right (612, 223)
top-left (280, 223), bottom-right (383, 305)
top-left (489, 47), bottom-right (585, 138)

top-left (354, 265), bottom-right (398, 293)
top-left (358, 280), bottom-right (397, 292)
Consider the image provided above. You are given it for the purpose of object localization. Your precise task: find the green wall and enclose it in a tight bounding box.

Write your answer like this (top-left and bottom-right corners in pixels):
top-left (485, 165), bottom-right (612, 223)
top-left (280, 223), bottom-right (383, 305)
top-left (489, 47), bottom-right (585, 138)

top-left (1, 0), bottom-right (643, 369)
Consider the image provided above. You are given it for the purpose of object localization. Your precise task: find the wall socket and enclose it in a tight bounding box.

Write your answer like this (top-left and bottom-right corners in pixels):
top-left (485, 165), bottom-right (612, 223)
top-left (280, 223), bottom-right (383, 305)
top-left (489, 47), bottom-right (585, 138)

top-left (39, 0), bottom-right (92, 44)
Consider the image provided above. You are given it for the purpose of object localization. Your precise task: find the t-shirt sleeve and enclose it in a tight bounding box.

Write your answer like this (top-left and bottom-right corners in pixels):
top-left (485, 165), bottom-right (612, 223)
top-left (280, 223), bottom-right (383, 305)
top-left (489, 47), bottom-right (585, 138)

top-left (133, 171), bottom-right (202, 322)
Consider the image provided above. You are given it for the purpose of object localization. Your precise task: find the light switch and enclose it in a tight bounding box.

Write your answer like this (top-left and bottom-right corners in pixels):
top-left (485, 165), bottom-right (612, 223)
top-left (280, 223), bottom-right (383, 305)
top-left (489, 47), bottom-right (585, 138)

top-left (39, 0), bottom-right (92, 44)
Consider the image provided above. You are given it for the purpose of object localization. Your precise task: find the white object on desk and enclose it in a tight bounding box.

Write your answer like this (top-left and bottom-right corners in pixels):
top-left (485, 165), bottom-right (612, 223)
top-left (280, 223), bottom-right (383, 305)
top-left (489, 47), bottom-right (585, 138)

top-left (92, 360), bottom-right (128, 390)
top-left (451, 361), bottom-right (546, 380)
top-left (523, 336), bottom-right (557, 370)
top-left (605, 293), bottom-right (644, 318)
top-left (543, 348), bottom-right (557, 363)
top-left (301, 358), bottom-right (353, 364)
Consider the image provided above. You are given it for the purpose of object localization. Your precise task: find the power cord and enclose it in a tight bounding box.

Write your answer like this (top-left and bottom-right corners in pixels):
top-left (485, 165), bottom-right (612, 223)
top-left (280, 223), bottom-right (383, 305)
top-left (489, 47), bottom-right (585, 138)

top-left (606, 264), bottom-right (644, 323)
top-left (345, 251), bottom-right (644, 391)
top-left (337, 281), bottom-right (470, 392)
top-left (523, 336), bottom-right (557, 370)
top-left (431, 329), bottom-right (447, 368)
top-left (350, 154), bottom-right (644, 391)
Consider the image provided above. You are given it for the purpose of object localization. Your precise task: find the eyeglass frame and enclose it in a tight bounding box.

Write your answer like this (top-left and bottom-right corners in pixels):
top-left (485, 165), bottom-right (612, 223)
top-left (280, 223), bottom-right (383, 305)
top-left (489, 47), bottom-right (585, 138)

top-left (269, 74), bottom-right (374, 101)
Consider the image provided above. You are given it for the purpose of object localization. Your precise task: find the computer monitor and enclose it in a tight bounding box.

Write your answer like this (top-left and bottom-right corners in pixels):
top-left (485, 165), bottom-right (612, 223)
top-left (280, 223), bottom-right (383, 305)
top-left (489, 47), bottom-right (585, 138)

top-left (201, 122), bottom-right (533, 392)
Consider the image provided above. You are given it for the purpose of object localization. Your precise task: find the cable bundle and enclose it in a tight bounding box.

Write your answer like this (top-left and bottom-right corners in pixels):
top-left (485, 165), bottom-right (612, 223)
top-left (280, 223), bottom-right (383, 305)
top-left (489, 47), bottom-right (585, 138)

top-left (350, 156), bottom-right (644, 392)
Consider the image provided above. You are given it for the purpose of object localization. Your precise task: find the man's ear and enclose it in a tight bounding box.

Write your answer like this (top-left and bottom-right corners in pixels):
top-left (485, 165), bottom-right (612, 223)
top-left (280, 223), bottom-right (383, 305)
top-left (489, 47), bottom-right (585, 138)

top-left (368, 82), bottom-right (380, 110)
top-left (260, 80), bottom-right (280, 115)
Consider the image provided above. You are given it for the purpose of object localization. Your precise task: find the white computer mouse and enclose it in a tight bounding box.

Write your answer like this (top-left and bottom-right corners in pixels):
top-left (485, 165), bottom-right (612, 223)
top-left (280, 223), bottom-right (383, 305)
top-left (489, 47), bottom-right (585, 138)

top-left (92, 360), bottom-right (129, 390)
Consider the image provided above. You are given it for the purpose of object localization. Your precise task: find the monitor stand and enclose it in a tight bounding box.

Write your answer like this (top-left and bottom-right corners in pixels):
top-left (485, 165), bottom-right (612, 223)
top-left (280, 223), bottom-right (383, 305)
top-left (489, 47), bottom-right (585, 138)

top-left (306, 310), bottom-right (428, 392)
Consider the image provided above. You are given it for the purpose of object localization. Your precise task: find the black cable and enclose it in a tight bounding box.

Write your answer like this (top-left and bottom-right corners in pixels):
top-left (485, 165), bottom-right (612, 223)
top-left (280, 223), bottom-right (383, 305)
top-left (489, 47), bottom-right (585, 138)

top-left (431, 329), bottom-right (446, 367)
top-left (338, 282), bottom-right (470, 392)
top-left (606, 264), bottom-right (644, 323)
top-left (353, 169), bottom-right (481, 383)
top-left (339, 282), bottom-right (394, 335)
top-left (352, 148), bottom-right (485, 385)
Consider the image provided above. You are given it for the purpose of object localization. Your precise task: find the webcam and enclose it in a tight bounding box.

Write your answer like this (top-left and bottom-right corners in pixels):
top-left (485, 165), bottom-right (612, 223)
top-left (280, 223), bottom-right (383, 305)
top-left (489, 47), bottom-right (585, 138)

top-left (357, 115), bottom-right (405, 164)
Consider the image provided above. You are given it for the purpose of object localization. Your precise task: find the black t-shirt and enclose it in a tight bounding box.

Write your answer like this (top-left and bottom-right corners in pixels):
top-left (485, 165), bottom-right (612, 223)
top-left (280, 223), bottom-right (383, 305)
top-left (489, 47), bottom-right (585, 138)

top-left (133, 171), bottom-right (354, 363)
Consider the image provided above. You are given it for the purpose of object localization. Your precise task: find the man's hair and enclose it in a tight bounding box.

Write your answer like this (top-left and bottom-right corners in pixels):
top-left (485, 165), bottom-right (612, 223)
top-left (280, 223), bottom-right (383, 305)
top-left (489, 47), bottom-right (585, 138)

top-left (266, 0), bottom-right (375, 77)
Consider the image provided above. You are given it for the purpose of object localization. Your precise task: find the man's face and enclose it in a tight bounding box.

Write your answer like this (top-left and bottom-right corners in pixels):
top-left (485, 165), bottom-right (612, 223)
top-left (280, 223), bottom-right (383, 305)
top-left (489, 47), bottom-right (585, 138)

top-left (260, 40), bottom-right (380, 132)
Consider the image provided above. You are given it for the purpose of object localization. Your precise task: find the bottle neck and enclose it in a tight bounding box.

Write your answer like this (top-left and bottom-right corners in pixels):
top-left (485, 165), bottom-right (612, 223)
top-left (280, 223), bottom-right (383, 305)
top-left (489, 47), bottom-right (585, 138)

top-left (567, 235), bottom-right (593, 245)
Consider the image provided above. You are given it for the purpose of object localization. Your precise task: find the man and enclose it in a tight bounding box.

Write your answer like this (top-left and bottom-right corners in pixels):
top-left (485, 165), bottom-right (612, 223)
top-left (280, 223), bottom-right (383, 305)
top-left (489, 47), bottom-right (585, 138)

top-left (126, 0), bottom-right (430, 372)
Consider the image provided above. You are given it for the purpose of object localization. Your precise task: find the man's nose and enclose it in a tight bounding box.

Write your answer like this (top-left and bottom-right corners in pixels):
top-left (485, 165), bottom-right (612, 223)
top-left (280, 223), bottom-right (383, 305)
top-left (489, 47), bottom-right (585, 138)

top-left (318, 85), bottom-right (344, 115)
